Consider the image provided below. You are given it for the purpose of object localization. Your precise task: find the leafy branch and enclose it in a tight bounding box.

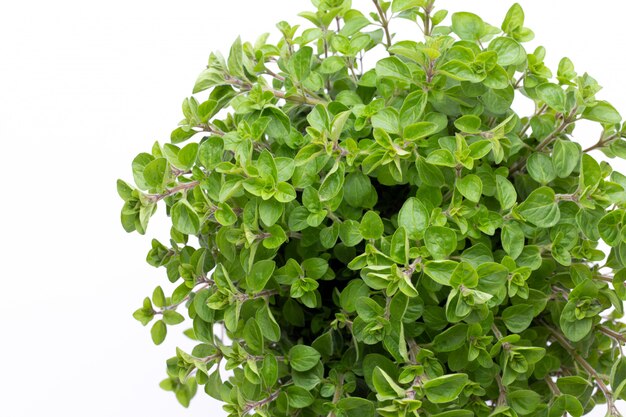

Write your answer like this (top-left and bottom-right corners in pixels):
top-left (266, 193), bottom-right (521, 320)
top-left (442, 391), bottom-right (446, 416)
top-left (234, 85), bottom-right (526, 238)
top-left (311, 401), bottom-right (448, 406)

top-left (542, 321), bottom-right (623, 417)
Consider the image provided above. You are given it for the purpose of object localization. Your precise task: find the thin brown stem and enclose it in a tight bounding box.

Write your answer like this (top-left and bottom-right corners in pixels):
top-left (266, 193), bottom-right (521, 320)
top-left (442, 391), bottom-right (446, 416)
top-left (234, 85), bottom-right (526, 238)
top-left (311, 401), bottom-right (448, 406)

top-left (599, 326), bottom-right (626, 344)
top-left (327, 373), bottom-right (344, 417)
top-left (583, 133), bottom-right (619, 153)
top-left (372, 0), bottom-right (392, 48)
top-left (242, 390), bottom-right (281, 416)
top-left (225, 77), bottom-right (326, 106)
top-left (544, 376), bottom-right (561, 396)
top-left (509, 108), bottom-right (577, 175)
top-left (146, 180), bottom-right (200, 203)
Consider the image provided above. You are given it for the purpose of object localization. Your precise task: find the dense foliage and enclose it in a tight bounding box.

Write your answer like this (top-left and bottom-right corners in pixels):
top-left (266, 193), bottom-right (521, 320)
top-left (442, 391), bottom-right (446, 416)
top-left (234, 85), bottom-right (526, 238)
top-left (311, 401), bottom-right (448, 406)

top-left (117, 1), bottom-right (626, 416)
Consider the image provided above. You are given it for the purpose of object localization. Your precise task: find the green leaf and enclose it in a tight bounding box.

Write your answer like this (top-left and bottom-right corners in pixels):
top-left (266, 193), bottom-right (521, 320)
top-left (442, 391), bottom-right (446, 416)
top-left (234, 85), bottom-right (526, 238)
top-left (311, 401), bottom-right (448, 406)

top-left (598, 210), bottom-right (624, 247)
top-left (439, 60), bottom-right (479, 82)
top-left (583, 100), bottom-right (622, 124)
top-left (215, 202), bottom-right (237, 226)
top-left (424, 226), bottom-right (457, 260)
top-left (162, 310), bottom-right (185, 325)
top-left (404, 122), bottom-right (439, 140)
top-left (275, 181), bottom-right (297, 202)
top-left (319, 164), bottom-right (345, 201)
top-left (247, 259), bottom-right (276, 293)
top-left (454, 115), bottom-right (482, 134)
top-left (451, 12), bottom-right (485, 41)
top-left (424, 260), bottom-right (458, 286)
top-left (151, 320), bottom-right (167, 345)
top-left (398, 197), bottom-right (429, 240)
top-left (177, 143), bottom-right (198, 169)
top-left (391, 0), bottom-right (424, 13)
top-left (489, 37), bottom-right (527, 67)
top-left (495, 175), bottom-right (517, 210)
top-left (376, 57), bottom-right (413, 84)
top-left (356, 297), bottom-right (385, 321)
top-left (502, 3), bottom-right (524, 34)
top-left (171, 200), bottom-right (201, 235)
top-left (507, 389), bottom-right (542, 415)
top-left (427, 149), bottom-right (456, 167)
top-left (527, 153), bottom-right (556, 184)
top-left (536, 83), bottom-right (566, 113)
top-left (290, 46), bottom-right (313, 81)
top-left (552, 139), bottom-right (580, 178)
top-left (143, 158), bottom-right (168, 188)
top-left (344, 172), bottom-right (372, 207)
top-left (289, 345), bottom-right (321, 372)
top-left (320, 56), bottom-right (346, 74)
top-left (339, 219), bottom-right (363, 247)
top-left (423, 374), bottom-right (469, 403)
top-left (227, 36), bottom-right (245, 78)
top-left (549, 395), bottom-right (583, 417)
top-left (360, 211), bottom-right (384, 239)
top-left (432, 324), bottom-right (468, 352)
top-left (336, 397), bottom-right (376, 417)
top-left (579, 153), bottom-right (602, 190)
top-left (372, 367), bottom-right (406, 400)
top-left (515, 187), bottom-right (560, 228)
top-left (456, 174), bottom-right (483, 202)
top-left (502, 304), bottom-right (534, 333)
top-left (501, 222), bottom-right (524, 259)
top-left (286, 386), bottom-right (314, 408)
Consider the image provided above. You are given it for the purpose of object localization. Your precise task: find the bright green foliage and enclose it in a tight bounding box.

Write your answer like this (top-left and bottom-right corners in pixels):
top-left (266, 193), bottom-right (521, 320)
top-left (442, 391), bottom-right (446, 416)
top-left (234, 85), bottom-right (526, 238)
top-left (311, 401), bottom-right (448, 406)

top-left (118, 1), bottom-right (626, 416)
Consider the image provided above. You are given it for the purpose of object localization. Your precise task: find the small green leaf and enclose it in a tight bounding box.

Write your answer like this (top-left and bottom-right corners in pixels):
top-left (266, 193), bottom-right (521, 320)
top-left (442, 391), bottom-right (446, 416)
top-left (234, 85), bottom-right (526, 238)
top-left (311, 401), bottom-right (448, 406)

top-left (151, 320), bottom-right (167, 345)
top-left (552, 139), bottom-right (580, 178)
top-left (502, 304), bottom-right (534, 332)
top-left (527, 153), bottom-right (556, 184)
top-left (536, 83), bottom-right (566, 113)
top-left (583, 100), bottom-right (622, 124)
top-left (289, 345), bottom-right (321, 372)
top-left (423, 374), bottom-right (469, 403)
top-left (489, 37), bottom-right (527, 67)
top-left (515, 187), bottom-right (559, 228)
top-left (360, 211), bottom-right (384, 239)
top-left (456, 174), bottom-right (483, 202)
top-left (376, 56), bottom-right (413, 84)
top-left (454, 115), bottom-right (482, 134)
top-left (290, 46), bottom-right (313, 81)
top-left (286, 386), bottom-right (314, 408)
top-left (162, 310), bottom-right (185, 325)
top-left (496, 175), bottom-right (517, 210)
top-left (171, 200), bottom-right (201, 235)
top-left (451, 12), bottom-right (485, 41)
top-left (424, 226), bottom-right (457, 260)
top-left (247, 259), bottom-right (276, 293)
top-left (398, 197), bottom-right (429, 240)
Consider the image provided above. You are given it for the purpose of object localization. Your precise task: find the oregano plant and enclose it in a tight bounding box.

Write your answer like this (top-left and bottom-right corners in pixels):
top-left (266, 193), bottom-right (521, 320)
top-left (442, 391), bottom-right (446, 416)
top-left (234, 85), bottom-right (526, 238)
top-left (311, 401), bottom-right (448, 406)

top-left (117, 1), bottom-right (626, 416)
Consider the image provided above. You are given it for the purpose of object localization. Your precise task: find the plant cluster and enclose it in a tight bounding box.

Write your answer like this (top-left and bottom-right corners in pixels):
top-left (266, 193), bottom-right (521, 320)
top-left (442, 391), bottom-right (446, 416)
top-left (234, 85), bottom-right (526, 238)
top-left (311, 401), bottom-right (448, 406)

top-left (118, 1), bottom-right (626, 416)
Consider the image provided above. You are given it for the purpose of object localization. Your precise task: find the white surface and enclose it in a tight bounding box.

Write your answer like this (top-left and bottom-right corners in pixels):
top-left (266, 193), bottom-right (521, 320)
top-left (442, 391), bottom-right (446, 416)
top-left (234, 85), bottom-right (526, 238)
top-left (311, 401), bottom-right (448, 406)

top-left (0, 0), bottom-right (624, 416)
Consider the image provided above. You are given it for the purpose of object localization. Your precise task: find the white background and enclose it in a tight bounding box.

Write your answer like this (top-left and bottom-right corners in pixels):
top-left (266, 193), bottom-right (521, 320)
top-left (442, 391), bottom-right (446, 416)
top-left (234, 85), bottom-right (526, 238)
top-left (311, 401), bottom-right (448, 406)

top-left (0, 0), bottom-right (624, 415)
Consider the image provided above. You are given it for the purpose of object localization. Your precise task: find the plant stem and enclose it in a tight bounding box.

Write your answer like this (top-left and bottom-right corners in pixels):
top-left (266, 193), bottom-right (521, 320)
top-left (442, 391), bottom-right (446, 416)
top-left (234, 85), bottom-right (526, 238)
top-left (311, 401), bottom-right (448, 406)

top-left (242, 390), bottom-right (281, 416)
top-left (422, 1), bottom-right (435, 37)
top-left (583, 133), bottom-right (618, 153)
top-left (225, 76), bottom-right (326, 106)
top-left (495, 374), bottom-right (507, 406)
top-left (509, 108), bottom-right (577, 175)
top-left (599, 326), bottom-right (626, 344)
top-left (327, 373), bottom-right (344, 417)
top-left (146, 180), bottom-right (200, 203)
top-left (372, 0), bottom-right (392, 48)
